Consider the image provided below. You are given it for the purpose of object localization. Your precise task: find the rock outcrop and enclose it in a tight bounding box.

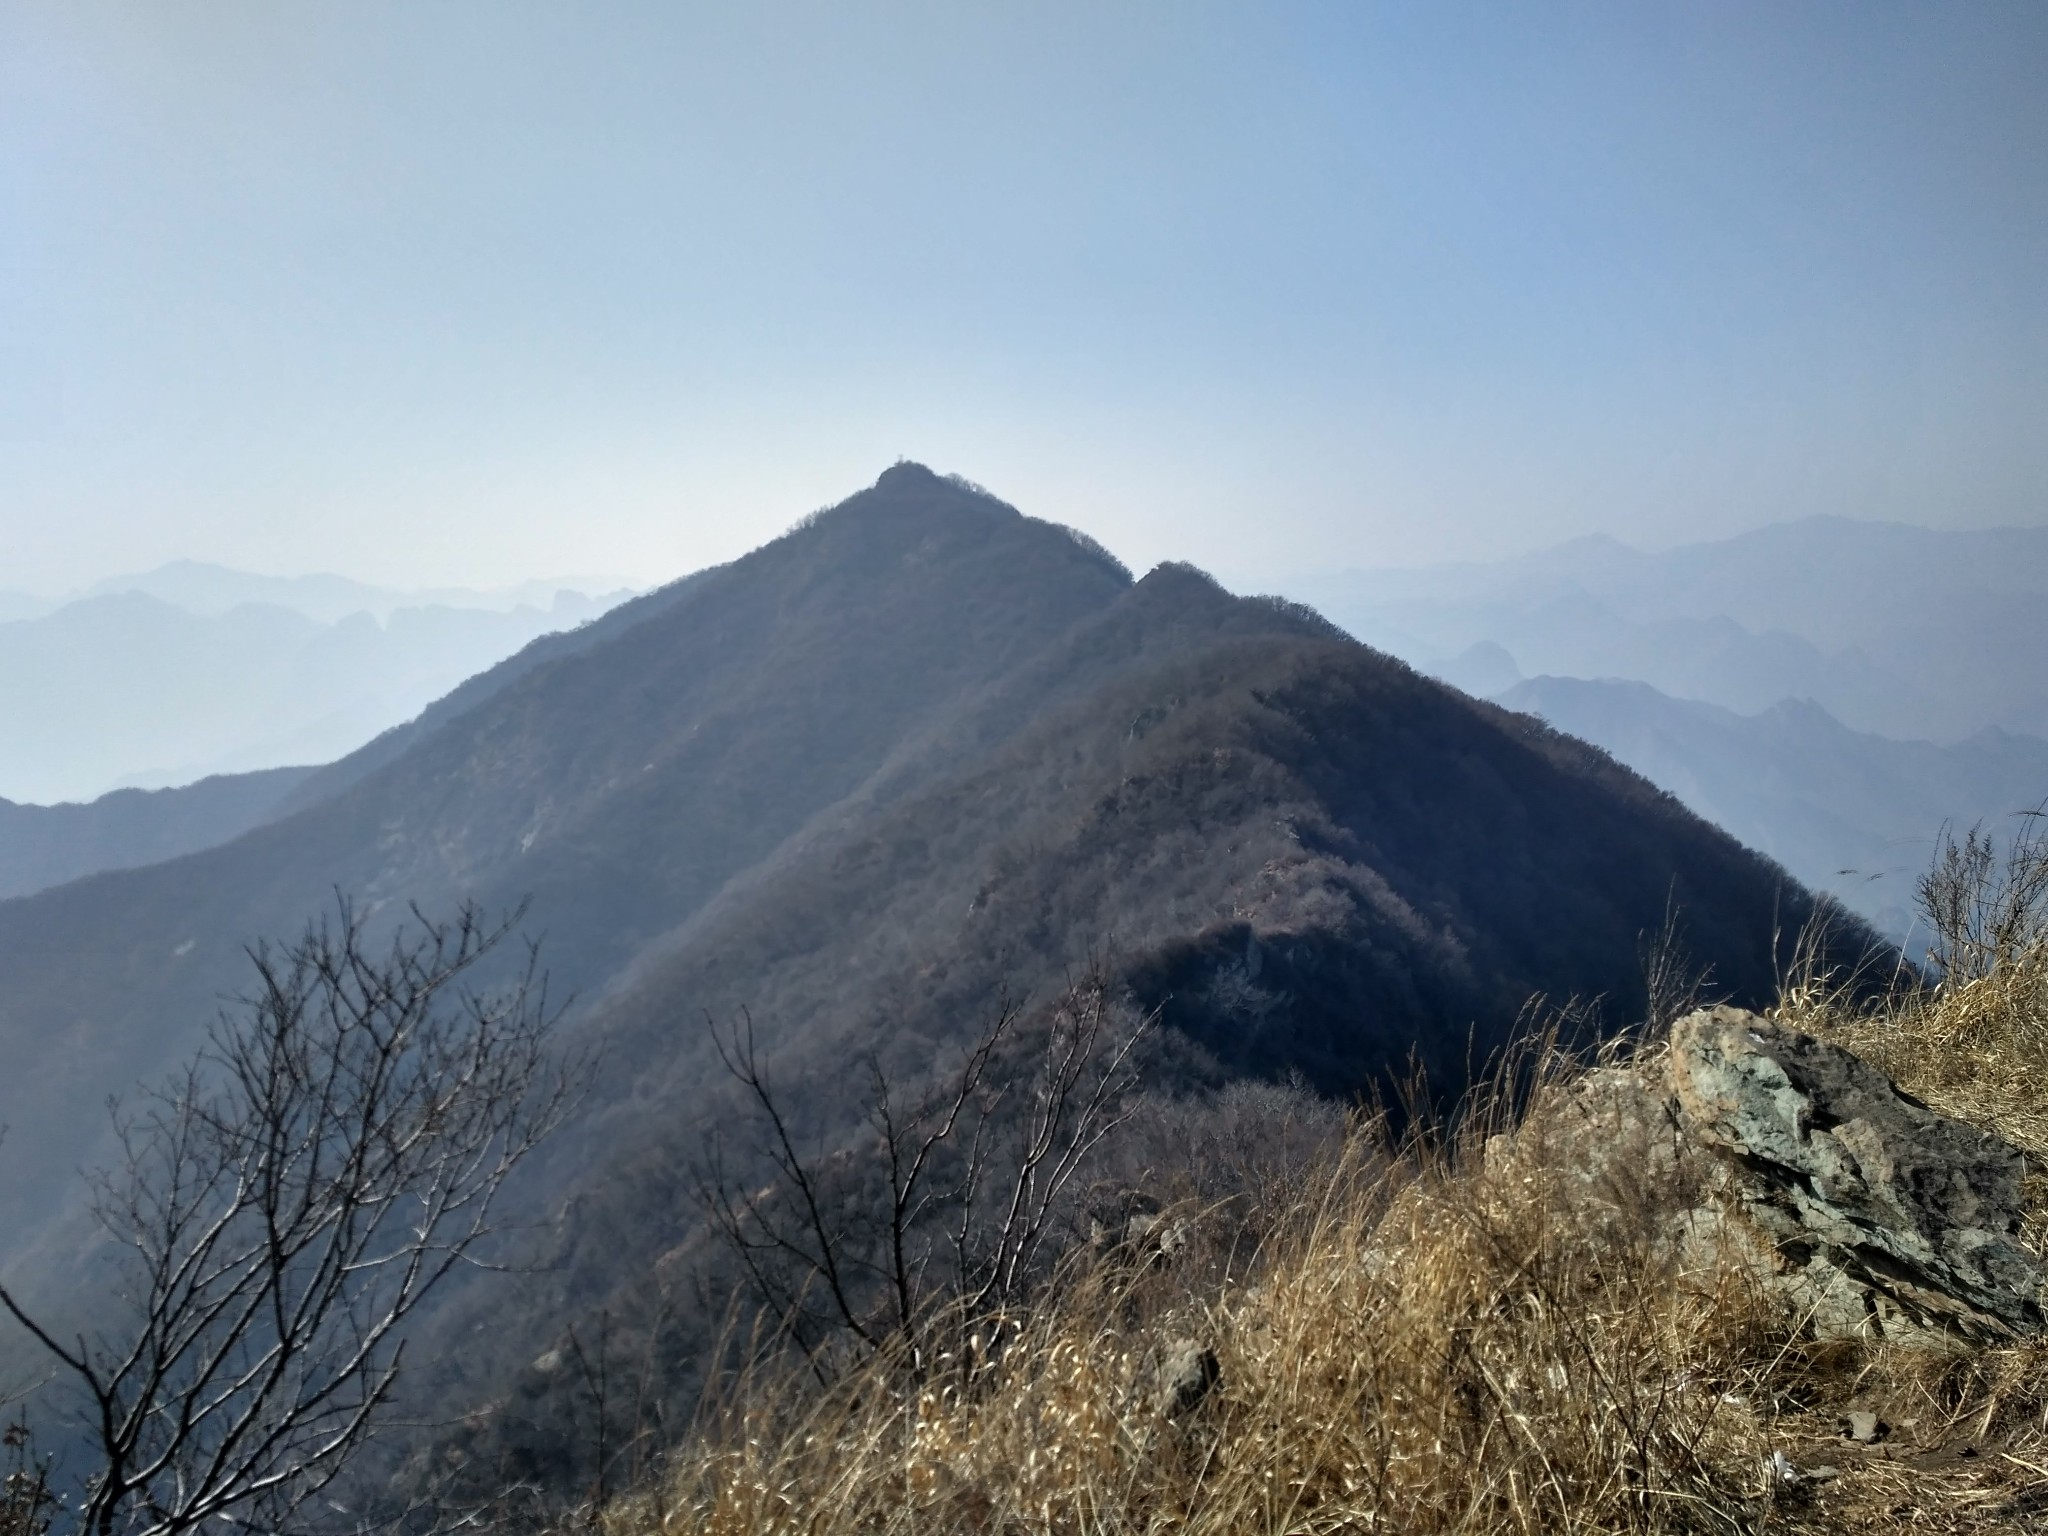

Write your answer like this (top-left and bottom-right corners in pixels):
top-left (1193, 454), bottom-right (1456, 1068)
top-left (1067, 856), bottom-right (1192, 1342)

top-left (1503, 1006), bottom-right (2046, 1343)
top-left (1670, 1006), bottom-right (2042, 1339)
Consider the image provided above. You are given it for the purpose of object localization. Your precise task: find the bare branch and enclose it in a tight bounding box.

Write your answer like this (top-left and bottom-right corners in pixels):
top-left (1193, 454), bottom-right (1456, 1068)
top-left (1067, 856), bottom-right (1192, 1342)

top-left (695, 964), bottom-right (1153, 1373)
top-left (0, 894), bottom-right (578, 1536)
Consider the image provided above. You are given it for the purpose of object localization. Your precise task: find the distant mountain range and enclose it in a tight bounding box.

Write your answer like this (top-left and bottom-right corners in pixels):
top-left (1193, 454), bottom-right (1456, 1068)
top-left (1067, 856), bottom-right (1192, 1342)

top-left (1291, 517), bottom-right (2048, 744)
top-left (0, 465), bottom-right (1856, 1506)
top-left (1285, 518), bottom-right (2048, 944)
top-left (1494, 677), bottom-right (2048, 946)
top-left (0, 568), bottom-right (635, 803)
top-left (79, 559), bottom-right (634, 624)
top-left (0, 590), bottom-right (49, 624)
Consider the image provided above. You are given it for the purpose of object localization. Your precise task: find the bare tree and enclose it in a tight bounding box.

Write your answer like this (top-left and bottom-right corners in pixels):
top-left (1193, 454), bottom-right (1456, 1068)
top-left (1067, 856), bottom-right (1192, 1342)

top-left (695, 966), bottom-right (1153, 1368)
top-left (0, 1421), bottom-right (56, 1536)
top-left (0, 897), bottom-right (577, 1536)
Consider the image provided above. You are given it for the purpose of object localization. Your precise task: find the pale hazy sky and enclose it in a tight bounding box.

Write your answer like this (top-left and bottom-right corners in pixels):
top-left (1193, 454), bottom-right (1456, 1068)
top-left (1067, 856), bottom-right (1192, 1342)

top-left (3, 2), bottom-right (2043, 595)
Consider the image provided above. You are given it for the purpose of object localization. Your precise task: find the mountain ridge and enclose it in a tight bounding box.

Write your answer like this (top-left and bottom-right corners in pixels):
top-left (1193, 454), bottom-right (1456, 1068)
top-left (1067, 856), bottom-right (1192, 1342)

top-left (0, 767), bottom-right (318, 901)
top-left (0, 466), bottom-right (1875, 1504)
top-left (80, 558), bottom-right (634, 623)
top-left (0, 466), bottom-right (1134, 1249)
top-left (0, 582), bottom-right (634, 804)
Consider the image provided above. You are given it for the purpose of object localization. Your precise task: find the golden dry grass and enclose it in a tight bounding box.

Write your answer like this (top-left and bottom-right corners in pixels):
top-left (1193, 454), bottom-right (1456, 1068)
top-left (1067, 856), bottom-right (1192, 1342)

top-left (609, 930), bottom-right (2048, 1536)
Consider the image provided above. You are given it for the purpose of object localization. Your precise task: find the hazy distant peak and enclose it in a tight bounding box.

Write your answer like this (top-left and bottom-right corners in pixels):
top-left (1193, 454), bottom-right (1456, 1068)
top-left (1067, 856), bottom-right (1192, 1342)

top-left (79, 560), bottom-right (636, 626)
top-left (859, 460), bottom-right (1010, 513)
top-left (0, 590), bottom-right (55, 624)
top-left (41, 588), bottom-right (320, 637)
top-left (1544, 532), bottom-right (1639, 560)
top-left (1433, 639), bottom-right (1522, 698)
top-left (1498, 674), bottom-right (1675, 710)
top-left (780, 465), bottom-right (1138, 596)
top-left (0, 573), bottom-right (639, 803)
top-left (801, 461), bottom-right (1025, 534)
top-left (862, 462), bottom-right (1069, 528)
top-left (1756, 695), bottom-right (1843, 725)
top-left (85, 562), bottom-right (392, 623)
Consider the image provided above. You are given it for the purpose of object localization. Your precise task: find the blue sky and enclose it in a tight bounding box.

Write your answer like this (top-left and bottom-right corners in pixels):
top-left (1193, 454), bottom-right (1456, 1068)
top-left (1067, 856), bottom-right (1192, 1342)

top-left (2, 2), bottom-right (2043, 593)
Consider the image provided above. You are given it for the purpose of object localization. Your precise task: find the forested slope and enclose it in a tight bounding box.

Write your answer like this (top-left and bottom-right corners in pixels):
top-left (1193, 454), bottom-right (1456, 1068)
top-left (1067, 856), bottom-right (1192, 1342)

top-left (396, 572), bottom-right (1855, 1500)
top-left (0, 766), bottom-right (315, 900)
top-left (0, 465), bottom-right (1875, 1510)
top-left (0, 466), bottom-right (1130, 1253)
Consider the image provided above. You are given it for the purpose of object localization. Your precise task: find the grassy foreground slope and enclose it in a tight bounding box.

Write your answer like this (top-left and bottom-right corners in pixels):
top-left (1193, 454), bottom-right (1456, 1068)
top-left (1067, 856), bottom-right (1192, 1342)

top-left (626, 852), bottom-right (2048, 1536)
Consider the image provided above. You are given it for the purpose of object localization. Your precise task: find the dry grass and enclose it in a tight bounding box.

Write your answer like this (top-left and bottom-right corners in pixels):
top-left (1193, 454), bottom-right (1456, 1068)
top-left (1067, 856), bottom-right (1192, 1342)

top-left (1766, 917), bottom-right (2048, 1534)
top-left (617, 1129), bottom-right (1776, 1535)
top-left (1784, 821), bottom-right (2048, 1247)
top-left (608, 842), bottom-right (2048, 1536)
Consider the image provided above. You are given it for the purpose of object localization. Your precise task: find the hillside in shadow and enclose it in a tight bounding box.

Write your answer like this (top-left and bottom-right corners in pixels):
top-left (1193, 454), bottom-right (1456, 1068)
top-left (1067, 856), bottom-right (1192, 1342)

top-left (0, 466), bottom-right (1875, 1509)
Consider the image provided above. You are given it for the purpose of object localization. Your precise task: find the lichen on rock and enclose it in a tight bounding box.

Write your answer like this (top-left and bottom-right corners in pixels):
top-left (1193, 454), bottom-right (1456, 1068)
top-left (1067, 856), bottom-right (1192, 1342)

top-left (1501, 1005), bottom-right (2046, 1343)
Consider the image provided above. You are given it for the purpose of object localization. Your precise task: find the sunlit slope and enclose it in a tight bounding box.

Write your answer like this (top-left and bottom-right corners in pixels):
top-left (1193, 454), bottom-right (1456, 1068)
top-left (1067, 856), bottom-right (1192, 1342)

top-left (402, 564), bottom-right (1857, 1490)
top-left (0, 466), bottom-right (1131, 1251)
top-left (0, 466), bottom-right (1866, 1461)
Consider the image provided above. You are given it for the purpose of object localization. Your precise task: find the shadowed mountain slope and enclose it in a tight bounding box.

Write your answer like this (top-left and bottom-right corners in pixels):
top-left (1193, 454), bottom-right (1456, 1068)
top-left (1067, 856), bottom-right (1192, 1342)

top-left (583, 575), bottom-right (1808, 1117)
top-left (399, 559), bottom-right (1854, 1495)
top-left (261, 568), bottom-right (714, 820)
top-left (0, 466), bottom-right (1870, 1498)
top-left (0, 467), bottom-right (1132, 1251)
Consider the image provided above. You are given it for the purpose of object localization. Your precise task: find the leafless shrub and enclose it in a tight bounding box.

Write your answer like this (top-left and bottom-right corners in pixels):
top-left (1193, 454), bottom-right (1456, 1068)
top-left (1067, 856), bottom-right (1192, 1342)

top-left (638, 1031), bottom-right (1790, 1536)
top-left (1918, 812), bottom-right (2048, 985)
top-left (637, 974), bottom-right (2048, 1535)
top-left (1639, 895), bottom-right (1714, 1035)
top-left (0, 898), bottom-right (577, 1536)
top-left (0, 1423), bottom-right (55, 1536)
top-left (694, 965), bottom-right (1154, 1372)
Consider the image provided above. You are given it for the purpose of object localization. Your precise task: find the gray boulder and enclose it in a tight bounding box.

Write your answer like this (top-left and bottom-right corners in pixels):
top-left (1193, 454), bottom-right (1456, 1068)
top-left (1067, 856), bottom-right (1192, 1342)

top-left (1500, 1006), bottom-right (2044, 1342)
top-left (1668, 1006), bottom-right (2044, 1340)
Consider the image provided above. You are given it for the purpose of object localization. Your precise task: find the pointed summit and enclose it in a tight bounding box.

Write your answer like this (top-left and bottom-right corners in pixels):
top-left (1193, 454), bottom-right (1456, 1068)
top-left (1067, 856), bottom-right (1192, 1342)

top-left (852, 460), bottom-right (1017, 519)
top-left (873, 459), bottom-right (941, 490)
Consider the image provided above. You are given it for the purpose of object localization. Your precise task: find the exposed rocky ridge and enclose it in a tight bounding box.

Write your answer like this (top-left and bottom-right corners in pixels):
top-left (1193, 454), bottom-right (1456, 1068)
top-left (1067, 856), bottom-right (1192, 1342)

top-left (1505, 1006), bottom-right (2046, 1343)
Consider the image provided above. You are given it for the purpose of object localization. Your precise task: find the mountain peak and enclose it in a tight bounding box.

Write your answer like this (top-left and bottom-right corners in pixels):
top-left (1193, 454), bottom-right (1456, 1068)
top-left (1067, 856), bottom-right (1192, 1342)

top-left (862, 461), bottom-right (1019, 518)
top-left (817, 461), bottom-right (1021, 528)
top-left (874, 459), bottom-right (942, 490)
